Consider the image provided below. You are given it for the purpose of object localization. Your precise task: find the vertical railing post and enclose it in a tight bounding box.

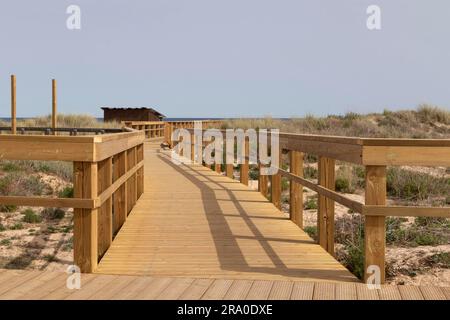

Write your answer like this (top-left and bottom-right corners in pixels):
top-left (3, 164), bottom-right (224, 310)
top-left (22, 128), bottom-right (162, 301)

top-left (258, 164), bottom-right (268, 198)
top-left (240, 137), bottom-right (249, 185)
top-left (318, 157), bottom-right (335, 255)
top-left (52, 79), bottom-right (57, 135)
top-left (137, 143), bottom-right (144, 198)
top-left (127, 147), bottom-right (137, 214)
top-left (97, 157), bottom-right (113, 258)
top-left (113, 151), bottom-right (128, 234)
top-left (11, 75), bottom-right (16, 135)
top-left (364, 165), bottom-right (387, 284)
top-left (290, 151), bottom-right (304, 228)
top-left (73, 162), bottom-right (98, 273)
top-left (271, 148), bottom-right (282, 209)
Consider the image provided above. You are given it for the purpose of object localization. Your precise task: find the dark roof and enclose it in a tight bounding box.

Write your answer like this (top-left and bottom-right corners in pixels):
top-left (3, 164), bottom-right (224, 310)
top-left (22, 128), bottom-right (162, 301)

top-left (101, 107), bottom-right (165, 118)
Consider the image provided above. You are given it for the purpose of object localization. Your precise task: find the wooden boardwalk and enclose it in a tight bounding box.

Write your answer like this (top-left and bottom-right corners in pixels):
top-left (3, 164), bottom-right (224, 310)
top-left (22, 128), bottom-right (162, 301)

top-left (0, 269), bottom-right (448, 300)
top-left (96, 141), bottom-right (356, 282)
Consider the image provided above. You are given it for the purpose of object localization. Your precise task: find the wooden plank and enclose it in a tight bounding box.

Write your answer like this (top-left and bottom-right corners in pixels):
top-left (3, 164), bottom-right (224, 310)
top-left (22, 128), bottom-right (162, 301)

top-left (109, 277), bottom-right (155, 300)
top-left (335, 282), bottom-right (357, 300)
top-left (98, 157), bottom-right (113, 258)
top-left (246, 280), bottom-right (273, 300)
top-left (201, 280), bottom-right (233, 300)
top-left (290, 282), bottom-right (314, 300)
top-left (0, 271), bottom-right (62, 299)
top-left (313, 282), bottom-right (335, 300)
top-left (289, 151), bottom-right (303, 228)
top-left (362, 205), bottom-right (450, 218)
top-left (268, 281), bottom-right (294, 300)
top-left (318, 157), bottom-right (335, 255)
top-left (398, 285), bottom-right (424, 300)
top-left (378, 285), bottom-right (402, 300)
top-left (223, 280), bottom-right (253, 300)
top-left (419, 286), bottom-right (447, 300)
top-left (364, 166), bottom-right (386, 284)
top-left (355, 283), bottom-right (379, 300)
top-left (179, 279), bottom-right (214, 300)
top-left (0, 195), bottom-right (95, 209)
top-left (156, 278), bottom-right (195, 300)
top-left (73, 161), bottom-right (99, 273)
top-left (362, 146), bottom-right (450, 166)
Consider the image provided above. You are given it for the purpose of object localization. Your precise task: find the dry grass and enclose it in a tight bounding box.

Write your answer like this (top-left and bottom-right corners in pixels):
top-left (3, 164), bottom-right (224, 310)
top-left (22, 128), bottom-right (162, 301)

top-left (223, 105), bottom-right (450, 138)
top-left (0, 114), bottom-right (121, 129)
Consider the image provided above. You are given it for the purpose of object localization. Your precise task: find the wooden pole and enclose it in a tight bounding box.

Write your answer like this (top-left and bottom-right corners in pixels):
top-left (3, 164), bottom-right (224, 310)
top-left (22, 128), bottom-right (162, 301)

top-left (318, 157), bottom-right (335, 255)
top-left (11, 75), bottom-right (16, 134)
top-left (52, 79), bottom-right (57, 135)
top-left (290, 151), bottom-right (304, 228)
top-left (258, 164), bottom-right (268, 198)
top-left (364, 165), bottom-right (386, 284)
top-left (240, 138), bottom-right (249, 185)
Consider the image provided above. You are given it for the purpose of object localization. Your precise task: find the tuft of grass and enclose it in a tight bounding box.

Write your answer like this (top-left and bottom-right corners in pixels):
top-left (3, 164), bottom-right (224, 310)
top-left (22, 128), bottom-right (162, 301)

top-left (58, 186), bottom-right (74, 198)
top-left (0, 224), bottom-right (6, 232)
top-left (304, 226), bottom-right (317, 241)
top-left (9, 223), bottom-right (24, 230)
top-left (425, 252), bottom-right (450, 268)
top-left (304, 198), bottom-right (318, 210)
top-left (0, 239), bottom-right (12, 246)
top-left (41, 208), bottom-right (66, 220)
top-left (0, 204), bottom-right (17, 213)
top-left (21, 209), bottom-right (43, 224)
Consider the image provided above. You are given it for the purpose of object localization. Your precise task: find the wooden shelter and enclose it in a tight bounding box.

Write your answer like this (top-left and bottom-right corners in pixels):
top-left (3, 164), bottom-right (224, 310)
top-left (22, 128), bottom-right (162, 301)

top-left (102, 107), bottom-right (165, 122)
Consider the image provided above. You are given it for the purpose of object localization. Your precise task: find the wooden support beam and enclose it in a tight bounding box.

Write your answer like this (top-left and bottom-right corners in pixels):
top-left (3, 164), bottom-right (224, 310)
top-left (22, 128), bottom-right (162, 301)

top-left (318, 157), bottom-right (335, 255)
top-left (364, 165), bottom-right (386, 284)
top-left (258, 164), bottom-right (268, 198)
top-left (270, 149), bottom-right (283, 210)
top-left (126, 147), bottom-right (137, 213)
top-left (226, 164), bottom-right (234, 179)
top-left (113, 151), bottom-right (127, 234)
top-left (52, 79), bottom-right (57, 135)
top-left (97, 157), bottom-right (112, 258)
top-left (136, 143), bottom-right (144, 198)
top-left (11, 75), bottom-right (16, 135)
top-left (240, 138), bottom-right (249, 185)
top-left (290, 151), bottom-right (304, 228)
top-left (73, 161), bottom-right (98, 273)
top-left (215, 164), bottom-right (221, 174)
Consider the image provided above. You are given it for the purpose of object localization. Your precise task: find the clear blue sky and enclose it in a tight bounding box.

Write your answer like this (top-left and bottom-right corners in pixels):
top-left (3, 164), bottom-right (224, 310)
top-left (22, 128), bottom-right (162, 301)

top-left (0, 0), bottom-right (449, 118)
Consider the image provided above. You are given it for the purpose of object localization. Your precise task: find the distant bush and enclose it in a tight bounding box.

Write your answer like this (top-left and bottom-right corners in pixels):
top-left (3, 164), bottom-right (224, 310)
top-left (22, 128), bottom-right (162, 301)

top-left (304, 226), bottom-right (317, 241)
top-left (21, 209), bottom-right (43, 224)
top-left (41, 208), bottom-right (65, 220)
top-left (304, 198), bottom-right (318, 210)
top-left (0, 205), bottom-right (17, 213)
top-left (58, 186), bottom-right (74, 198)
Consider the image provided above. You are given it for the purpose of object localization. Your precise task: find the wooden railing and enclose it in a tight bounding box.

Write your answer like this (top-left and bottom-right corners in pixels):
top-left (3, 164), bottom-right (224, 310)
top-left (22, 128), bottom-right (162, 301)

top-left (176, 130), bottom-right (450, 284)
top-left (123, 120), bottom-right (222, 146)
top-left (0, 130), bottom-right (145, 272)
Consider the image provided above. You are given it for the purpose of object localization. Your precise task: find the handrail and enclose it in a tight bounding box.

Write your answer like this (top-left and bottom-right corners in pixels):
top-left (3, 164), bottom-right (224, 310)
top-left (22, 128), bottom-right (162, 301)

top-left (174, 128), bottom-right (450, 284)
top-left (0, 130), bottom-right (145, 273)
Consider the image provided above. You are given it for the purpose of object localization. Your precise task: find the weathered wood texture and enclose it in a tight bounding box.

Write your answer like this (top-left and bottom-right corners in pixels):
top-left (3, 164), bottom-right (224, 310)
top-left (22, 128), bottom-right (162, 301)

top-left (96, 142), bottom-right (356, 282)
top-left (0, 270), bottom-right (448, 300)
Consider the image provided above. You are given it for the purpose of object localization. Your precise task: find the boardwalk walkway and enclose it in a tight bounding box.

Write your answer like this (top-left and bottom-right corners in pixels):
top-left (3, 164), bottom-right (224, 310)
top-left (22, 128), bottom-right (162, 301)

top-left (96, 141), bottom-right (356, 282)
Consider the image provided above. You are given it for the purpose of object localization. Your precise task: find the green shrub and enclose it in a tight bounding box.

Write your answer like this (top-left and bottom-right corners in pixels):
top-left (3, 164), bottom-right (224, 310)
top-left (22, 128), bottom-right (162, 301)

top-left (335, 177), bottom-right (353, 193)
top-left (304, 226), bottom-right (317, 241)
top-left (22, 209), bottom-right (43, 223)
top-left (0, 224), bottom-right (6, 232)
top-left (345, 242), bottom-right (365, 280)
top-left (58, 186), bottom-right (74, 198)
top-left (304, 167), bottom-right (318, 179)
top-left (0, 204), bottom-right (17, 212)
top-left (413, 233), bottom-right (445, 246)
top-left (41, 208), bottom-right (65, 220)
top-left (304, 198), bottom-right (318, 210)
top-left (0, 239), bottom-right (12, 246)
top-left (9, 223), bottom-right (23, 230)
top-left (249, 169), bottom-right (259, 180)
top-left (425, 252), bottom-right (450, 268)
top-left (1, 162), bottom-right (20, 172)
top-left (281, 178), bottom-right (289, 191)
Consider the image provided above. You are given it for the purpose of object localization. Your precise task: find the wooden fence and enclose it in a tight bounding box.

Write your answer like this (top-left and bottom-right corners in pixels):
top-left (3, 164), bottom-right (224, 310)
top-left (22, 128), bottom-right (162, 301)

top-left (179, 130), bottom-right (450, 283)
top-left (0, 131), bottom-right (145, 272)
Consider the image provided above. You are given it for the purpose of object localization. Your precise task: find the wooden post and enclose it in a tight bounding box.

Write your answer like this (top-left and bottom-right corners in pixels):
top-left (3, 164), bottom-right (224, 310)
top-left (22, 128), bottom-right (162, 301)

top-left (127, 147), bottom-right (137, 214)
top-left (191, 133), bottom-right (195, 163)
top-left (318, 157), bottom-right (335, 255)
top-left (137, 144), bottom-right (144, 198)
top-left (290, 151), bottom-right (304, 228)
top-left (97, 157), bottom-right (112, 258)
top-left (73, 162), bottom-right (98, 273)
top-left (364, 166), bottom-right (387, 284)
top-left (240, 138), bottom-right (249, 185)
top-left (226, 164), bottom-right (234, 179)
top-left (11, 75), bottom-right (16, 134)
top-left (258, 164), bottom-right (268, 198)
top-left (52, 79), bottom-right (57, 135)
top-left (215, 164), bottom-right (221, 174)
top-left (271, 167), bottom-right (282, 210)
top-left (113, 151), bottom-right (127, 234)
